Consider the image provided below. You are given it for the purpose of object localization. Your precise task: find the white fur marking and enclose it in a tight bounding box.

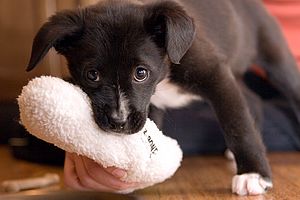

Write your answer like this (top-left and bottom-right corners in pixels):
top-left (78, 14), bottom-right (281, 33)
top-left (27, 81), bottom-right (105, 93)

top-left (224, 149), bottom-right (237, 173)
top-left (225, 149), bottom-right (235, 161)
top-left (151, 79), bottom-right (202, 110)
top-left (232, 173), bottom-right (273, 196)
top-left (112, 88), bottom-right (129, 121)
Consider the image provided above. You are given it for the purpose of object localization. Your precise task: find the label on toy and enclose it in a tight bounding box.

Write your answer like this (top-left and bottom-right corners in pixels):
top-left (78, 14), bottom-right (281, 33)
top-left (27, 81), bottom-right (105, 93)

top-left (143, 129), bottom-right (158, 157)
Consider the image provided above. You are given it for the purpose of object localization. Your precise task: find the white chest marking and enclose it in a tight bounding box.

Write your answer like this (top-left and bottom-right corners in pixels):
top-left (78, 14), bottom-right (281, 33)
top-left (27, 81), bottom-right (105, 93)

top-left (150, 79), bottom-right (202, 110)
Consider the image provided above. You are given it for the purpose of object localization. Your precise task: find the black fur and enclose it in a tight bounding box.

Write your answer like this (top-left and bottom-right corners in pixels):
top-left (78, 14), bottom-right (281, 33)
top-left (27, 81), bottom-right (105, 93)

top-left (27, 0), bottom-right (300, 187)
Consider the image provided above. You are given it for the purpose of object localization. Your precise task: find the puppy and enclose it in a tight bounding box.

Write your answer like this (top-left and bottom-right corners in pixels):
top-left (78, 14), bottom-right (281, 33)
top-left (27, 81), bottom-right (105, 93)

top-left (27, 0), bottom-right (300, 195)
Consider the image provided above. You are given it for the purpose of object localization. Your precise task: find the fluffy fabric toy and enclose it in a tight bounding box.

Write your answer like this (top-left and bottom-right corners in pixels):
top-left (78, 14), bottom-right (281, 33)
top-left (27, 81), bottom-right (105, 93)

top-left (17, 76), bottom-right (183, 193)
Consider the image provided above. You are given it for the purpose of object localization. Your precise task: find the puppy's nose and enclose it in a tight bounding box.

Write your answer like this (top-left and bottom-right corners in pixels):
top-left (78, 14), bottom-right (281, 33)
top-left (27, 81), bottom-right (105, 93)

top-left (109, 121), bottom-right (126, 132)
top-left (109, 114), bottom-right (127, 131)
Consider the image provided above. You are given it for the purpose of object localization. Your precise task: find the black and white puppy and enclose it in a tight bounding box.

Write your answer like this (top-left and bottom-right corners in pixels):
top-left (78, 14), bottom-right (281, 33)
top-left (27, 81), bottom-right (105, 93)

top-left (27, 0), bottom-right (300, 195)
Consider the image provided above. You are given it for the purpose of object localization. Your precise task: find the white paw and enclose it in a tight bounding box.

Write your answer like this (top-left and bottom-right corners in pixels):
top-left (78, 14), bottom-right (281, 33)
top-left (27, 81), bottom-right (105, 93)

top-left (232, 173), bottom-right (273, 196)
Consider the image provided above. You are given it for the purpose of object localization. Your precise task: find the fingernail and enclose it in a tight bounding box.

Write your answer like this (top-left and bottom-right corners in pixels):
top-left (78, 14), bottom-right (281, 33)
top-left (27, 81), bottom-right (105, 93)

top-left (112, 169), bottom-right (127, 179)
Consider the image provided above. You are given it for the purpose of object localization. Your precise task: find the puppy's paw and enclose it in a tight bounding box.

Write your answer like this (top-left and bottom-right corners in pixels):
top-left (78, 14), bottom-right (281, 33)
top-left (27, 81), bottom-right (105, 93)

top-left (232, 173), bottom-right (273, 196)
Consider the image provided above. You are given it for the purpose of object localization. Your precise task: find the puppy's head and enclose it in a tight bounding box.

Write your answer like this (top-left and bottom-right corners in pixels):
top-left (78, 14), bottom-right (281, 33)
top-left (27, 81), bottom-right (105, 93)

top-left (27, 0), bottom-right (195, 134)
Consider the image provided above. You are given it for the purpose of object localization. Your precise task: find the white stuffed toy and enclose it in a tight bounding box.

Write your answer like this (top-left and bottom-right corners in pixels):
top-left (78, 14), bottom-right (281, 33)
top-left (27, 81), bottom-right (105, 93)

top-left (17, 76), bottom-right (183, 193)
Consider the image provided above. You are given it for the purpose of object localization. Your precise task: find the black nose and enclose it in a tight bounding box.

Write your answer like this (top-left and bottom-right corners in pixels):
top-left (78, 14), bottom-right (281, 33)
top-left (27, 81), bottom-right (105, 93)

top-left (107, 115), bottom-right (126, 132)
top-left (110, 121), bottom-right (126, 130)
top-left (94, 112), bottom-right (128, 133)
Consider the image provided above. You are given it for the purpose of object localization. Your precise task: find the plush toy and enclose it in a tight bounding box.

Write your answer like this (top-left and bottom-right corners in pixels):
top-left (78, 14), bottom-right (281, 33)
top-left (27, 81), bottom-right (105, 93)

top-left (17, 76), bottom-right (183, 193)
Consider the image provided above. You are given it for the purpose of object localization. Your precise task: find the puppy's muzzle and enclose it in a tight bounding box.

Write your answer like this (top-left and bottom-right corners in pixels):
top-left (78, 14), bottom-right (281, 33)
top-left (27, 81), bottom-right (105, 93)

top-left (108, 114), bottom-right (127, 131)
top-left (95, 111), bottom-right (128, 133)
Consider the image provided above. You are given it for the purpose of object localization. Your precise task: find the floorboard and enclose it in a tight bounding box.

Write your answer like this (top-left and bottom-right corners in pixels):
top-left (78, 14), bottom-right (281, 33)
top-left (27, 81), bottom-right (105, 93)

top-left (0, 145), bottom-right (300, 199)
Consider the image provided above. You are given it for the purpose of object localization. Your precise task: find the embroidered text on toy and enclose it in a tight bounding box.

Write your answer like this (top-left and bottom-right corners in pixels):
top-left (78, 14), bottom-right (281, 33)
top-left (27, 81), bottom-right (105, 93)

top-left (143, 129), bottom-right (158, 155)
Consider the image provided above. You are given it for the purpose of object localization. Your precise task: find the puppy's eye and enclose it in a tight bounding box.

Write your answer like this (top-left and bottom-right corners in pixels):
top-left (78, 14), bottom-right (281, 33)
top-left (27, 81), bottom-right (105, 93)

top-left (86, 70), bottom-right (100, 82)
top-left (134, 67), bottom-right (148, 82)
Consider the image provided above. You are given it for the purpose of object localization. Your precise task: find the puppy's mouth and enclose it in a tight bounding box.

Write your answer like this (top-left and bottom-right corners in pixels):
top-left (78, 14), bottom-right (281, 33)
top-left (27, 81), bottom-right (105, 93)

top-left (92, 109), bottom-right (147, 135)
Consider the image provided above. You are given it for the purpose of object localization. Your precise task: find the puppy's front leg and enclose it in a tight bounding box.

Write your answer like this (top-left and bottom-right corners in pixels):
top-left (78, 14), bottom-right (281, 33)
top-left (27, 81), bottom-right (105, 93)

top-left (200, 67), bottom-right (272, 195)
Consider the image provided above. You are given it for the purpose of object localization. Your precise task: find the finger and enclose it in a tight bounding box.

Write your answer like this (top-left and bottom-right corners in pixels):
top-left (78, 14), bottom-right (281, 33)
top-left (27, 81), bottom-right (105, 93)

top-left (104, 167), bottom-right (139, 186)
top-left (74, 155), bottom-right (114, 191)
top-left (63, 153), bottom-right (88, 191)
top-left (104, 167), bottom-right (127, 179)
top-left (82, 157), bottom-right (138, 190)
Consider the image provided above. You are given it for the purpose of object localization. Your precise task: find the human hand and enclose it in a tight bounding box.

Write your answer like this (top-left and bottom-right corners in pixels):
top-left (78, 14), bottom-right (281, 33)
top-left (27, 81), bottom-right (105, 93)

top-left (64, 152), bottom-right (137, 192)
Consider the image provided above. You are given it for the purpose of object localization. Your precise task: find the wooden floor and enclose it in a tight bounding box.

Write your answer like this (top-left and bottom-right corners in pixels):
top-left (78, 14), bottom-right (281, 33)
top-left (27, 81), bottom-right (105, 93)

top-left (0, 145), bottom-right (300, 199)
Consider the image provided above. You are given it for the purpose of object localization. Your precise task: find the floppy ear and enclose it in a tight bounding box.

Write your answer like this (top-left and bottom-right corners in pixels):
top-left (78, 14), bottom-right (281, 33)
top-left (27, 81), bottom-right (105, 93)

top-left (27, 10), bottom-right (84, 71)
top-left (144, 1), bottom-right (196, 64)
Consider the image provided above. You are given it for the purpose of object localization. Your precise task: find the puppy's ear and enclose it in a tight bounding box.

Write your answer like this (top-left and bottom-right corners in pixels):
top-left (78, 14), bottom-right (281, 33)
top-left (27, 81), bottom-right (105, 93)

top-left (144, 1), bottom-right (195, 64)
top-left (27, 10), bottom-right (84, 71)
